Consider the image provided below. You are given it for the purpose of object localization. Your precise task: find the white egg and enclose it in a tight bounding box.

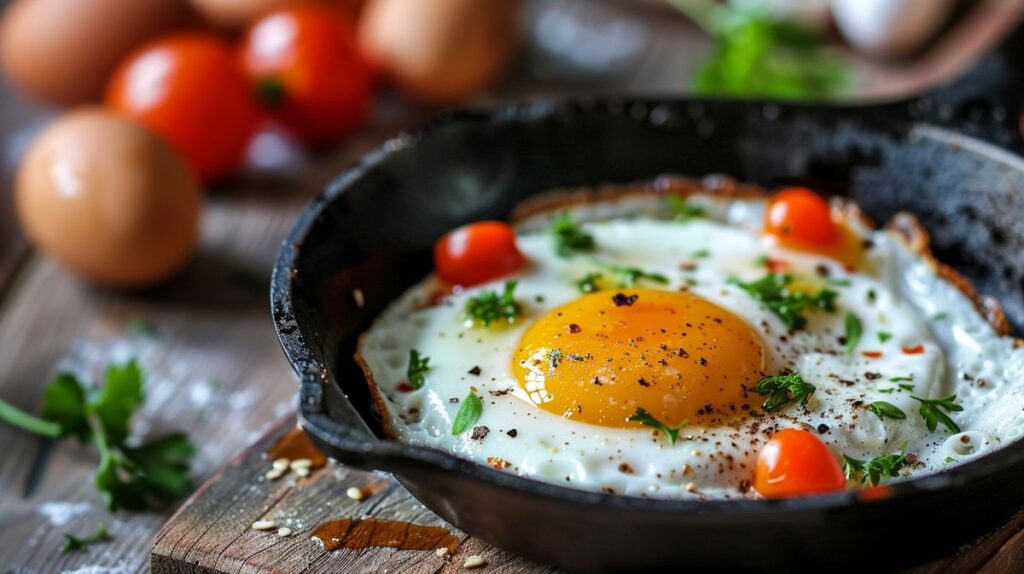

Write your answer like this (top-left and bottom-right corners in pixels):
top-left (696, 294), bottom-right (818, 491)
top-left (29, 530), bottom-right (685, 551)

top-left (357, 190), bottom-right (1022, 499)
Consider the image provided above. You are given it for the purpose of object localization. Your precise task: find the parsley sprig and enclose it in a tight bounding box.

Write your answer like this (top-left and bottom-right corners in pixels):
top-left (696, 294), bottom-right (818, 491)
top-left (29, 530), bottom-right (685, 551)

top-left (844, 312), bottom-right (862, 354)
top-left (551, 214), bottom-right (595, 257)
top-left (752, 372), bottom-right (815, 412)
top-left (667, 196), bottom-right (706, 221)
top-left (452, 392), bottom-right (483, 435)
top-left (843, 452), bottom-right (908, 486)
top-left (407, 350), bottom-right (430, 389)
top-left (627, 407), bottom-right (687, 445)
top-left (465, 281), bottom-right (522, 326)
top-left (0, 360), bottom-right (194, 511)
top-left (912, 395), bottom-right (962, 433)
top-left (866, 401), bottom-right (905, 421)
top-left (576, 272), bottom-right (603, 293)
top-left (62, 525), bottom-right (111, 554)
top-left (728, 273), bottom-right (837, 330)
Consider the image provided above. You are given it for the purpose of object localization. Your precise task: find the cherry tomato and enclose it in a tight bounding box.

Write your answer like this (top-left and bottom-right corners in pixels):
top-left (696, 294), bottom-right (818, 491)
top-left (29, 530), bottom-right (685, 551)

top-left (107, 33), bottom-right (259, 182)
top-left (764, 187), bottom-right (838, 246)
top-left (434, 221), bottom-right (524, 287)
top-left (239, 6), bottom-right (373, 146)
top-left (755, 428), bottom-right (846, 498)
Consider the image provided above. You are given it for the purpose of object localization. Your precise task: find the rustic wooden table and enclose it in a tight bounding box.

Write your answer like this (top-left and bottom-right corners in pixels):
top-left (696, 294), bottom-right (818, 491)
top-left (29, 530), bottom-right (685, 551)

top-left (2, 1), bottom-right (1023, 572)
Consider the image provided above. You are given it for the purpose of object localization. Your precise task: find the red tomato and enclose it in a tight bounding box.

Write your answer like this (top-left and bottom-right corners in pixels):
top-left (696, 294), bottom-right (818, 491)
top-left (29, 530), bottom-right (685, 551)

top-left (434, 221), bottom-right (524, 287)
top-left (239, 6), bottom-right (373, 146)
top-left (755, 428), bottom-right (846, 498)
top-left (107, 33), bottom-right (259, 182)
top-left (764, 187), bottom-right (838, 246)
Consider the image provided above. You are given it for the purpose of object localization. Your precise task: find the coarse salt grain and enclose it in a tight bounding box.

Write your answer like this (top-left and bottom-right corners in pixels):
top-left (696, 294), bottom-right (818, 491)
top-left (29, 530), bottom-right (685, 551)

top-left (277, 527), bottom-right (293, 537)
top-left (435, 547), bottom-right (448, 557)
top-left (463, 555), bottom-right (487, 569)
top-left (252, 520), bottom-right (276, 531)
top-left (346, 487), bottom-right (364, 500)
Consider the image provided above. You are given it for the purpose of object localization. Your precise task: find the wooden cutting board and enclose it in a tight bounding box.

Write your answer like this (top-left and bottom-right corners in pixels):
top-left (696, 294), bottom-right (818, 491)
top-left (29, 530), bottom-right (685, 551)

top-left (152, 415), bottom-right (1024, 574)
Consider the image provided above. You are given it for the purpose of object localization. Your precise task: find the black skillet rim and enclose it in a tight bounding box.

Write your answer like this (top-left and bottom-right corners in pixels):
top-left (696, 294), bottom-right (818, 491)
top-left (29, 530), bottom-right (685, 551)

top-left (271, 97), bottom-right (1024, 517)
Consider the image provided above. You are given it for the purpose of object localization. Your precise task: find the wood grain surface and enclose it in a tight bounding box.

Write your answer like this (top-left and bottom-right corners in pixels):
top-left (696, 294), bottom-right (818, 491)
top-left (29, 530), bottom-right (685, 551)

top-left (1, 0), bottom-right (1022, 572)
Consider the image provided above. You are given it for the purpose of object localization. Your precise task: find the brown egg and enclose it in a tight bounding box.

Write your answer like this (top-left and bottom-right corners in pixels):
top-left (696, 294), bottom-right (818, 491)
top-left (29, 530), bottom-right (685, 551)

top-left (0, 0), bottom-right (195, 107)
top-left (190, 0), bottom-right (363, 28)
top-left (358, 0), bottom-right (519, 106)
top-left (15, 109), bottom-right (201, 288)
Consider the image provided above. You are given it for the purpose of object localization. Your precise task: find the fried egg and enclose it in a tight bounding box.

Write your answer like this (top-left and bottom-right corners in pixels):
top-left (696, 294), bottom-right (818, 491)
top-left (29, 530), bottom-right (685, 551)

top-left (356, 179), bottom-right (1024, 499)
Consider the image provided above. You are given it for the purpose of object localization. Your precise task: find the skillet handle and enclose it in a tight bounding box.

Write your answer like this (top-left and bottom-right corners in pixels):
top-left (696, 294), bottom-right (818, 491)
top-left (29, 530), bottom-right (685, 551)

top-left (914, 17), bottom-right (1024, 143)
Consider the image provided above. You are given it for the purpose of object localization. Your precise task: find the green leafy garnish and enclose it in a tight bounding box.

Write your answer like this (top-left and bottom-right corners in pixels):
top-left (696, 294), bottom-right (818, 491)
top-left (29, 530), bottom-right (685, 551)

top-left (753, 254), bottom-right (770, 267)
top-left (843, 452), bottom-right (907, 486)
top-left (452, 392), bottom-right (483, 435)
top-left (627, 407), bottom-right (687, 445)
top-left (752, 373), bottom-right (815, 412)
top-left (944, 456), bottom-right (958, 464)
top-left (844, 312), bottom-right (862, 354)
top-left (877, 332), bottom-right (892, 343)
top-left (728, 273), bottom-right (837, 330)
top-left (912, 395), bottom-right (962, 434)
top-left (407, 350), bottom-right (430, 389)
top-left (551, 214), bottom-right (595, 257)
top-left (826, 278), bottom-right (851, 287)
top-left (600, 263), bottom-right (668, 288)
top-left (667, 196), bottom-right (706, 221)
top-left (62, 525), bottom-right (111, 554)
top-left (898, 383), bottom-right (915, 392)
top-left (0, 360), bottom-right (194, 511)
top-left (466, 281), bottom-right (522, 326)
top-left (670, 1), bottom-right (849, 100)
top-left (932, 312), bottom-right (948, 321)
top-left (866, 401), bottom-right (906, 421)
top-left (691, 249), bottom-right (710, 259)
top-left (890, 376), bottom-right (914, 383)
top-left (576, 272), bottom-right (603, 293)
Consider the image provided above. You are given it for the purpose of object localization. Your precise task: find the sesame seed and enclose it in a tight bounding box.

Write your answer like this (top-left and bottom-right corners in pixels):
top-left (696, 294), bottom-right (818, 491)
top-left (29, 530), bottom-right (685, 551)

top-left (290, 458), bottom-right (313, 470)
top-left (294, 467), bottom-right (311, 478)
top-left (435, 547), bottom-right (448, 557)
top-left (252, 520), bottom-right (277, 531)
top-left (265, 469), bottom-right (284, 480)
top-left (463, 555), bottom-right (488, 569)
top-left (277, 527), bottom-right (293, 537)
top-left (346, 487), bottom-right (365, 500)
top-left (272, 458), bottom-right (290, 471)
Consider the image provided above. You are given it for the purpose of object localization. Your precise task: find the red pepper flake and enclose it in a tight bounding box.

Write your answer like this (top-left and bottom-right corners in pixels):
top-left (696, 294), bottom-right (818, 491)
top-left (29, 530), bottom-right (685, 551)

top-left (902, 344), bottom-right (925, 355)
top-left (861, 351), bottom-right (883, 359)
top-left (396, 382), bottom-right (415, 392)
top-left (487, 457), bottom-right (512, 470)
top-left (765, 258), bottom-right (790, 273)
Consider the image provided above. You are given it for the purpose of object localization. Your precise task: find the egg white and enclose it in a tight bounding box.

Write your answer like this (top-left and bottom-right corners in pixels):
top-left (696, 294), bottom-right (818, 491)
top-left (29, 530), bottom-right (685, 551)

top-left (357, 193), bottom-right (1024, 499)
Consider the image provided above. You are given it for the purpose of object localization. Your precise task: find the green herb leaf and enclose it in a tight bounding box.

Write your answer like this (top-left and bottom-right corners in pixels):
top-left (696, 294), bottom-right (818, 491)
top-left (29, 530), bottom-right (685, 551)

top-left (667, 196), bottom-right (706, 221)
top-left (576, 272), bottom-right (603, 293)
top-left (866, 401), bottom-right (906, 421)
top-left (912, 395), bottom-right (962, 434)
top-left (41, 373), bottom-right (90, 440)
top-left (932, 312), bottom-right (948, 321)
top-left (407, 350), bottom-right (430, 389)
top-left (728, 273), bottom-right (837, 331)
top-left (890, 376), bottom-right (914, 383)
top-left (752, 372), bottom-right (815, 412)
top-left (877, 332), bottom-right (892, 343)
top-left (826, 278), bottom-right (851, 287)
top-left (691, 249), bottom-right (710, 259)
top-left (0, 395), bottom-right (62, 439)
top-left (551, 214), bottom-right (595, 257)
top-left (465, 281), bottom-right (522, 327)
top-left (844, 312), bottom-right (862, 354)
top-left (627, 407), bottom-right (687, 445)
top-left (598, 263), bottom-right (669, 289)
top-left (843, 452), bottom-right (907, 486)
top-left (898, 383), bottom-right (915, 391)
top-left (89, 360), bottom-right (144, 446)
top-left (452, 392), bottom-right (483, 435)
top-left (62, 525), bottom-right (111, 554)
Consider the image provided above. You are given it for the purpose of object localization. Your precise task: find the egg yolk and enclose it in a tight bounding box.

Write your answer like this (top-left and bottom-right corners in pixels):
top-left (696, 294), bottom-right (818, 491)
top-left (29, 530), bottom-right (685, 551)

top-left (512, 289), bottom-right (766, 428)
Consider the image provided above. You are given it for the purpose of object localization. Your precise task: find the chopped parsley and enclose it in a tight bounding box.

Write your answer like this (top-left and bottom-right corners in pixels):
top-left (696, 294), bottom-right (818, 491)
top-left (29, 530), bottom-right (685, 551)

top-left (753, 254), bottom-right (770, 267)
top-left (576, 272), bottom-right (603, 293)
top-left (407, 350), bottom-right (430, 389)
top-left (844, 312), bottom-right (862, 354)
top-left (843, 452), bottom-right (907, 486)
top-left (932, 312), bottom-right (948, 321)
top-left (62, 525), bottom-right (111, 554)
top-left (867, 289), bottom-right (877, 302)
top-left (691, 248), bottom-right (710, 259)
top-left (877, 331), bottom-right (892, 343)
top-left (0, 360), bottom-right (194, 511)
top-left (890, 376), bottom-right (914, 383)
top-left (627, 407), bottom-right (687, 445)
top-left (451, 391), bottom-right (483, 435)
top-left (944, 456), bottom-right (958, 464)
top-left (826, 278), bottom-right (851, 287)
top-left (667, 196), bottom-right (706, 221)
top-left (912, 394), bottom-right (962, 433)
top-left (866, 401), bottom-right (905, 421)
top-left (752, 372), bottom-right (815, 412)
top-left (465, 281), bottom-right (522, 326)
top-left (601, 263), bottom-right (668, 288)
top-left (551, 214), bottom-right (595, 257)
top-left (728, 273), bottom-right (837, 330)
top-left (898, 383), bottom-right (915, 391)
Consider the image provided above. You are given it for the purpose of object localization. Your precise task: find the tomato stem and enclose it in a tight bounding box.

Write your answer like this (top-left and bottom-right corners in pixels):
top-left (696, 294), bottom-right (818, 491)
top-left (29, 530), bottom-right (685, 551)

top-left (256, 79), bottom-right (287, 107)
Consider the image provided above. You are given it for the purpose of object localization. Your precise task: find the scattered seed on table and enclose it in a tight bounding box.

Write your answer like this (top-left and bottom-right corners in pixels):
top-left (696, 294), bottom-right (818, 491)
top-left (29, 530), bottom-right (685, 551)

top-left (290, 458), bottom-right (313, 470)
top-left (294, 467), bottom-right (311, 478)
top-left (277, 527), bottom-right (293, 537)
top-left (265, 468), bottom-right (284, 480)
top-left (346, 487), bottom-right (364, 501)
top-left (464, 555), bottom-right (488, 569)
top-left (272, 458), bottom-right (290, 471)
top-left (252, 520), bottom-right (276, 531)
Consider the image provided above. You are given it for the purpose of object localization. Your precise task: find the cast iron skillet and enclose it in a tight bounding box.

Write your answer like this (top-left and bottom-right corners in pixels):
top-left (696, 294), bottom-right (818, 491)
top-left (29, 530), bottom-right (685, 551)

top-left (272, 24), bottom-right (1024, 574)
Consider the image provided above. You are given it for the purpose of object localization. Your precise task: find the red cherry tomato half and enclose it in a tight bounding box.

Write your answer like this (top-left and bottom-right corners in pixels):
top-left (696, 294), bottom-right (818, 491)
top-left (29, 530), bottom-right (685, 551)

top-left (755, 428), bottom-right (846, 498)
top-left (107, 33), bottom-right (259, 182)
top-left (434, 221), bottom-right (524, 287)
top-left (764, 187), bottom-right (838, 246)
top-left (239, 6), bottom-right (373, 146)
